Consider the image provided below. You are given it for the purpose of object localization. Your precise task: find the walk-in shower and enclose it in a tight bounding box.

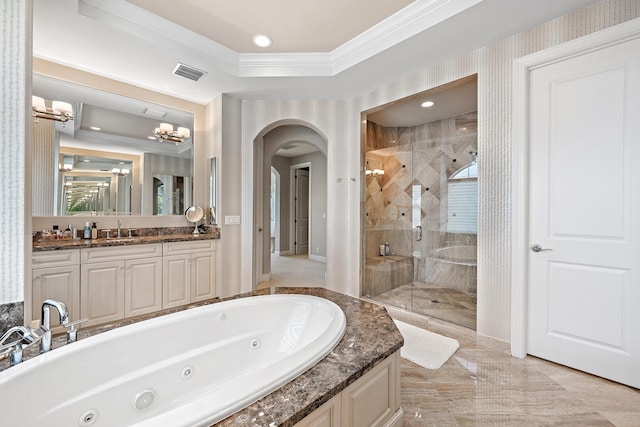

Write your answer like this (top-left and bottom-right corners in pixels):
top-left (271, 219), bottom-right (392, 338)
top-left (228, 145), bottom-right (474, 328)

top-left (361, 77), bottom-right (478, 329)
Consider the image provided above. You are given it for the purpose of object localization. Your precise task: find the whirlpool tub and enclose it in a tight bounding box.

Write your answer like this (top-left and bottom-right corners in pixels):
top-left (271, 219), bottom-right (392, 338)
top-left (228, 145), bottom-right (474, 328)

top-left (0, 294), bottom-right (346, 426)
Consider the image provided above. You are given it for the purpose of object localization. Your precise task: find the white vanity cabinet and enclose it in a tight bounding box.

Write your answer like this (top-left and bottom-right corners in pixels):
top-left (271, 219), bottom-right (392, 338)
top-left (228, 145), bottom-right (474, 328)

top-left (80, 244), bottom-right (163, 327)
top-left (295, 352), bottom-right (402, 427)
top-left (31, 250), bottom-right (81, 329)
top-left (31, 238), bottom-right (218, 329)
top-left (162, 240), bottom-right (216, 308)
top-left (124, 257), bottom-right (163, 317)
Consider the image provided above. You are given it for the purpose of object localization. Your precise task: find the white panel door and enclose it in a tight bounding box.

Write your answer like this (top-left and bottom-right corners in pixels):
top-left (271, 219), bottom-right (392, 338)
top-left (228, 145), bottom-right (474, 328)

top-left (528, 37), bottom-right (640, 388)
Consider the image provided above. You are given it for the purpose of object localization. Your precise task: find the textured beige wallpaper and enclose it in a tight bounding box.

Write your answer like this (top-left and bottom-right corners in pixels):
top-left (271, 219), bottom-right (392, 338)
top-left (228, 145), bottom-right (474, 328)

top-left (242, 0), bottom-right (640, 341)
top-left (1, 1), bottom-right (28, 305)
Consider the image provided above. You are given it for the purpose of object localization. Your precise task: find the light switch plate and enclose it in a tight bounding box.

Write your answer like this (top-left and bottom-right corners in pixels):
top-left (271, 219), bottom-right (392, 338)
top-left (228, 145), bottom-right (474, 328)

top-left (225, 215), bottom-right (241, 225)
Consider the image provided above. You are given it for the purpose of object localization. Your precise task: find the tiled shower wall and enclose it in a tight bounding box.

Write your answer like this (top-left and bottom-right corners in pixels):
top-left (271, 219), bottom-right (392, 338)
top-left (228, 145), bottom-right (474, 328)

top-left (364, 112), bottom-right (477, 297)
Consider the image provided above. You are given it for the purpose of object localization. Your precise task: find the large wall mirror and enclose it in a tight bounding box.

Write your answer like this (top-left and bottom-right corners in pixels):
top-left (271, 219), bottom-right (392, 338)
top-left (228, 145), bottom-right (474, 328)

top-left (32, 73), bottom-right (194, 217)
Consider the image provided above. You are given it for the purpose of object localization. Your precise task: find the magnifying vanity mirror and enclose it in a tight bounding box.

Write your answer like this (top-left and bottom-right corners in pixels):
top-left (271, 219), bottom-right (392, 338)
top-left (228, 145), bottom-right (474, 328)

top-left (32, 73), bottom-right (194, 217)
top-left (185, 205), bottom-right (204, 234)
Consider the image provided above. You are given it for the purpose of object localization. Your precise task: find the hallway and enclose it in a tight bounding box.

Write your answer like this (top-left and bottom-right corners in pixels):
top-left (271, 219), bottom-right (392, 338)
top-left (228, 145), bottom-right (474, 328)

top-left (255, 254), bottom-right (326, 289)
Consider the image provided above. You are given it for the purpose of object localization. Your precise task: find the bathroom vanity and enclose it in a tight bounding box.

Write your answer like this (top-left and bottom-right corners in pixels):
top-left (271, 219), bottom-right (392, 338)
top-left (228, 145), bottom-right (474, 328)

top-left (31, 230), bottom-right (219, 328)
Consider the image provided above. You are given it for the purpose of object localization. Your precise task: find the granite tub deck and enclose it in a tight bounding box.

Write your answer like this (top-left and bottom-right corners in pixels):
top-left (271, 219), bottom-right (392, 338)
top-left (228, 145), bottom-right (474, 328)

top-left (0, 288), bottom-right (404, 427)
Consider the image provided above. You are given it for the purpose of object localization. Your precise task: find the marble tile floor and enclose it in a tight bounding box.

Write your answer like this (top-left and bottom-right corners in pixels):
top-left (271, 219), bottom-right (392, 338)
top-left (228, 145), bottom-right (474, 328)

top-left (373, 283), bottom-right (477, 330)
top-left (254, 259), bottom-right (639, 425)
top-left (386, 305), bottom-right (640, 427)
top-left (255, 254), bottom-right (326, 290)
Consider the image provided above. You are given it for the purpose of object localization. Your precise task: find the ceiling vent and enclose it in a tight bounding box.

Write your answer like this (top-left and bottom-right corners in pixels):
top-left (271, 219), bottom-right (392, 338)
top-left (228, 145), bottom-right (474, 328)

top-left (173, 63), bottom-right (207, 82)
top-left (142, 107), bottom-right (167, 118)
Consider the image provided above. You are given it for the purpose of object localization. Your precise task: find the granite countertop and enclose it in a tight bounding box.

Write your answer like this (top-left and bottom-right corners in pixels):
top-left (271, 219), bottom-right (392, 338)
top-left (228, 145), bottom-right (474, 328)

top-left (0, 288), bottom-right (403, 426)
top-left (32, 229), bottom-right (220, 251)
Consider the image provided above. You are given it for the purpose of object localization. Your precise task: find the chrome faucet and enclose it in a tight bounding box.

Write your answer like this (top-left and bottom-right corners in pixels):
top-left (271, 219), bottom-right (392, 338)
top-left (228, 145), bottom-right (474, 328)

top-left (40, 299), bottom-right (70, 353)
top-left (0, 325), bottom-right (42, 366)
top-left (117, 219), bottom-right (123, 238)
top-left (1, 299), bottom-right (86, 366)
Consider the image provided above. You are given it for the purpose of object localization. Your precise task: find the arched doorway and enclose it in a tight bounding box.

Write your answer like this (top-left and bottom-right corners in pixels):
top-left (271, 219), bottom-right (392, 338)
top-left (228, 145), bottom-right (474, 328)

top-left (252, 121), bottom-right (328, 287)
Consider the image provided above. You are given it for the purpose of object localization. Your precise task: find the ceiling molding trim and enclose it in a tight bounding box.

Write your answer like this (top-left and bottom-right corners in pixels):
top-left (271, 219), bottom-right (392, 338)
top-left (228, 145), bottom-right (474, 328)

top-left (330, 0), bottom-right (484, 74)
top-left (78, 0), bottom-right (240, 74)
top-left (236, 0), bottom-right (484, 77)
top-left (238, 53), bottom-right (334, 77)
top-left (78, 0), bottom-right (484, 79)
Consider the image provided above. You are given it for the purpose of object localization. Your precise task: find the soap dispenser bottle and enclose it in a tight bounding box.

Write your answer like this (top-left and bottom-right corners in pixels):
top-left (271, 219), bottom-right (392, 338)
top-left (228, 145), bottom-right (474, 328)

top-left (384, 241), bottom-right (390, 256)
top-left (91, 222), bottom-right (98, 240)
top-left (83, 222), bottom-right (91, 239)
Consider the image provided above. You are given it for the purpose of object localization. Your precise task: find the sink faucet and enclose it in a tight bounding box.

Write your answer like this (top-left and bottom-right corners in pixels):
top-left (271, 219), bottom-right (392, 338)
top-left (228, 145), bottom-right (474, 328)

top-left (117, 219), bottom-right (123, 238)
top-left (40, 299), bottom-right (70, 353)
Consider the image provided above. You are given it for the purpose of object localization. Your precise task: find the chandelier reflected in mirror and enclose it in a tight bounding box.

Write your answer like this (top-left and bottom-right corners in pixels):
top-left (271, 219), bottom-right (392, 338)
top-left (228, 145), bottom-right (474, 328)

top-left (111, 168), bottom-right (130, 177)
top-left (32, 96), bottom-right (74, 125)
top-left (153, 123), bottom-right (191, 144)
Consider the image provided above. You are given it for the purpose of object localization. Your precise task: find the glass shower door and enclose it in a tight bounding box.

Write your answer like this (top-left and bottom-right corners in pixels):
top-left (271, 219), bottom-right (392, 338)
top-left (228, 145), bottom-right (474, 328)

top-left (363, 111), bottom-right (478, 330)
top-left (407, 113), bottom-right (478, 329)
top-left (362, 125), bottom-right (416, 311)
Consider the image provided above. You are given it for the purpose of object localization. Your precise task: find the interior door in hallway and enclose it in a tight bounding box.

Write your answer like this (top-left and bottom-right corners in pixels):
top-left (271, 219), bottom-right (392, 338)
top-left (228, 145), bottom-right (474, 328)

top-left (295, 168), bottom-right (309, 255)
top-left (527, 36), bottom-right (640, 388)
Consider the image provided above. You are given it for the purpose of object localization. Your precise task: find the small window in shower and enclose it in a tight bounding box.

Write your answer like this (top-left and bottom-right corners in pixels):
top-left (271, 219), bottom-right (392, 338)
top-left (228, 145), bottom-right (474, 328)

top-left (448, 162), bottom-right (478, 234)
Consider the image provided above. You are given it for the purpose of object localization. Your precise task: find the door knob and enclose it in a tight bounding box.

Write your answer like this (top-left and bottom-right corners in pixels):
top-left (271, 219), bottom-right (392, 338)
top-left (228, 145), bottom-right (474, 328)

top-left (530, 244), bottom-right (552, 252)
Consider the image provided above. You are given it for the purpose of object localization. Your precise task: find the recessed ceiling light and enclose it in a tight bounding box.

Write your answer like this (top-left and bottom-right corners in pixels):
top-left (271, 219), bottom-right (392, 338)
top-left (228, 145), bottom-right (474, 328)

top-left (252, 34), bottom-right (272, 48)
top-left (421, 101), bottom-right (435, 108)
top-left (90, 126), bottom-right (101, 131)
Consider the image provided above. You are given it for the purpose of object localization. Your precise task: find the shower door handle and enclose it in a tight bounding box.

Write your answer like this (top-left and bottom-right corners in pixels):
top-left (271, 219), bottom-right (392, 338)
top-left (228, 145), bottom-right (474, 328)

top-left (530, 244), bottom-right (552, 252)
top-left (416, 225), bottom-right (422, 242)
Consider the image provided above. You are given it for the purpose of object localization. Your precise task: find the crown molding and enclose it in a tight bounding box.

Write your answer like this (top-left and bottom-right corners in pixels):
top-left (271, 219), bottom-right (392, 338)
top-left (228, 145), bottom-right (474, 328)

top-left (330, 0), bottom-right (482, 74)
top-left (78, 0), bottom-right (483, 78)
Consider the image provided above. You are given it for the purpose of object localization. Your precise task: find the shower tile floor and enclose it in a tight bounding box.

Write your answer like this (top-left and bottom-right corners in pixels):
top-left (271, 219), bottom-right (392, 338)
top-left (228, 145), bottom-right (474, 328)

top-left (372, 282), bottom-right (477, 330)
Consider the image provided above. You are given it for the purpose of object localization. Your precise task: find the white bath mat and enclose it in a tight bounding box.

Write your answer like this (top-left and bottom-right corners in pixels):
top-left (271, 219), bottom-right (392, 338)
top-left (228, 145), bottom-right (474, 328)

top-left (393, 319), bottom-right (460, 369)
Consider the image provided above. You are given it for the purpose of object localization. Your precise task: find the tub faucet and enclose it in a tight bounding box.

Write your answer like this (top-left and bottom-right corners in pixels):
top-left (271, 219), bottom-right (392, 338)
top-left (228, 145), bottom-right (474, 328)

top-left (0, 325), bottom-right (42, 366)
top-left (39, 299), bottom-right (70, 353)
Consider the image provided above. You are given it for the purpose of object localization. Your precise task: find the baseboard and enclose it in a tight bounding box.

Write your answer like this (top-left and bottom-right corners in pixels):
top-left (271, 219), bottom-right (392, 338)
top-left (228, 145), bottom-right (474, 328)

top-left (308, 254), bottom-right (326, 263)
top-left (385, 407), bottom-right (404, 427)
top-left (275, 250), bottom-right (294, 256)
